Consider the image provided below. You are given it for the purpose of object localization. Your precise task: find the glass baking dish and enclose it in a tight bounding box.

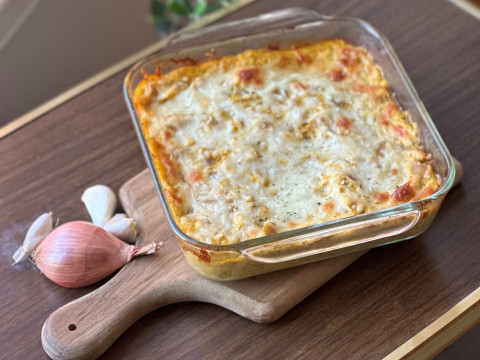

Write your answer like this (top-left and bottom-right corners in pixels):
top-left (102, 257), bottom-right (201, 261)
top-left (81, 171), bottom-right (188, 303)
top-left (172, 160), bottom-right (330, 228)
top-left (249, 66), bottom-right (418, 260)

top-left (124, 8), bottom-right (456, 280)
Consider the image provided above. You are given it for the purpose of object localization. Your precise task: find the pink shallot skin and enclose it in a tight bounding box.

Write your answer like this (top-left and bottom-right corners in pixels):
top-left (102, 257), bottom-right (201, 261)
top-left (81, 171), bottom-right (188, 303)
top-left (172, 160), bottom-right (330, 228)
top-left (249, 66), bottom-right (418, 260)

top-left (33, 221), bottom-right (160, 288)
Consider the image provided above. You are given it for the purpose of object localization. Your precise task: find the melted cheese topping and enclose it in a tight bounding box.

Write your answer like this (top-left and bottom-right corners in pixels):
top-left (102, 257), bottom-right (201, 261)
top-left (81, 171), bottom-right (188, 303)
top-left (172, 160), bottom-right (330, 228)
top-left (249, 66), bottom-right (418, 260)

top-left (134, 39), bottom-right (439, 245)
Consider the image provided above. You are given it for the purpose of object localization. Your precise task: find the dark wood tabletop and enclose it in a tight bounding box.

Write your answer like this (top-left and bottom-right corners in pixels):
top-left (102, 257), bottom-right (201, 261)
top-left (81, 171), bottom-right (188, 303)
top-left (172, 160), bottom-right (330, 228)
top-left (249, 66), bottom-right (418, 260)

top-left (1, 0), bottom-right (479, 359)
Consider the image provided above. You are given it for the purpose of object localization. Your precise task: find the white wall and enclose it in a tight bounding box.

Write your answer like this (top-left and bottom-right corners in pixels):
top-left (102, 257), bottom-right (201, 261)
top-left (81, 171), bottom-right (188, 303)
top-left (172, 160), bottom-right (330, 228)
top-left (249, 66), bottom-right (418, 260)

top-left (0, 0), bottom-right (159, 124)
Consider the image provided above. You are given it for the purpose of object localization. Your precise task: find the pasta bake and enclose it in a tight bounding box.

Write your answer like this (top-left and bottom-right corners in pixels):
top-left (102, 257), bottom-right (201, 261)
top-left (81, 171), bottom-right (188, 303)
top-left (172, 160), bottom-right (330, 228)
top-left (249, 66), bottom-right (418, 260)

top-left (133, 39), bottom-right (439, 245)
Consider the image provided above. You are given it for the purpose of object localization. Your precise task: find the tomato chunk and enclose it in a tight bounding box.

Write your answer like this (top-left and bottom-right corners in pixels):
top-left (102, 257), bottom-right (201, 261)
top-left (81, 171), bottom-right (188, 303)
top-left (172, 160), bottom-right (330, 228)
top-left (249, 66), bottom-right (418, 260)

top-left (188, 169), bottom-right (203, 183)
top-left (392, 124), bottom-right (407, 137)
top-left (392, 183), bottom-right (415, 202)
top-left (383, 102), bottom-right (396, 120)
top-left (335, 116), bottom-right (352, 131)
top-left (329, 70), bottom-right (346, 81)
top-left (238, 68), bottom-right (262, 85)
top-left (374, 192), bottom-right (390, 203)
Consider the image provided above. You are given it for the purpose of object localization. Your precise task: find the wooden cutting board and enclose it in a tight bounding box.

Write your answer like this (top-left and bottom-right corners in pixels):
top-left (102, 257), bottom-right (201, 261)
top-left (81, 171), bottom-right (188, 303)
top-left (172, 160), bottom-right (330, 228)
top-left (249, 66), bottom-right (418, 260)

top-left (40, 169), bottom-right (368, 360)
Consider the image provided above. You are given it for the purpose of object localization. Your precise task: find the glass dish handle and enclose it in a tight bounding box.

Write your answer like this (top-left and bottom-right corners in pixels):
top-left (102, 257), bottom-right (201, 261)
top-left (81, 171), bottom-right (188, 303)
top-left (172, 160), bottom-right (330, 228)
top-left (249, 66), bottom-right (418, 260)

top-left (163, 7), bottom-right (323, 52)
top-left (241, 208), bottom-right (421, 264)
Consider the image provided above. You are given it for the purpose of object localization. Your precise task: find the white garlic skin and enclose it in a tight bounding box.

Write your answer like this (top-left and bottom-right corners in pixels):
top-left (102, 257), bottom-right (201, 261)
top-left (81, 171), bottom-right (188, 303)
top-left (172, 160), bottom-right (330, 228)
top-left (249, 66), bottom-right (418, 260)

top-left (104, 213), bottom-right (138, 244)
top-left (12, 247), bottom-right (27, 265)
top-left (81, 185), bottom-right (117, 227)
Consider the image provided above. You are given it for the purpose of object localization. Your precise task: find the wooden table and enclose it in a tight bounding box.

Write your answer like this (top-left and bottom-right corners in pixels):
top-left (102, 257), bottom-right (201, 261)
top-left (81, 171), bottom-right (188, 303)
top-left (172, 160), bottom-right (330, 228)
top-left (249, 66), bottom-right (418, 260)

top-left (1, 0), bottom-right (479, 359)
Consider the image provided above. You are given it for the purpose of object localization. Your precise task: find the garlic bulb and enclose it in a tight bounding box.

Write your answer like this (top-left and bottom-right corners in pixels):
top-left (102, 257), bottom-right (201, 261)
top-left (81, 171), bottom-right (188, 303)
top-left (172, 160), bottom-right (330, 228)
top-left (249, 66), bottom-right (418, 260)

top-left (32, 221), bottom-right (162, 288)
top-left (13, 212), bottom-right (53, 264)
top-left (81, 185), bottom-right (117, 227)
top-left (104, 213), bottom-right (137, 243)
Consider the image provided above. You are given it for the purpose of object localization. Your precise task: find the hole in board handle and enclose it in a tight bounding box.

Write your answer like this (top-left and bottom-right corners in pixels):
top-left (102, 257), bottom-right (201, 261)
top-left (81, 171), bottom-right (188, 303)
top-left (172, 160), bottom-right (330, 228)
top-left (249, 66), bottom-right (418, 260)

top-left (68, 324), bottom-right (77, 331)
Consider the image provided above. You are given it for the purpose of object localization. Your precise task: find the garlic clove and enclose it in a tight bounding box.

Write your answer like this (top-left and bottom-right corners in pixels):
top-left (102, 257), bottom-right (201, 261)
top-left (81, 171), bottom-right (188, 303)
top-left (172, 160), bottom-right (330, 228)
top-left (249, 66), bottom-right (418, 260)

top-left (24, 212), bottom-right (53, 254)
top-left (13, 212), bottom-right (53, 265)
top-left (81, 185), bottom-right (117, 227)
top-left (104, 213), bottom-right (137, 244)
top-left (33, 221), bottom-right (162, 288)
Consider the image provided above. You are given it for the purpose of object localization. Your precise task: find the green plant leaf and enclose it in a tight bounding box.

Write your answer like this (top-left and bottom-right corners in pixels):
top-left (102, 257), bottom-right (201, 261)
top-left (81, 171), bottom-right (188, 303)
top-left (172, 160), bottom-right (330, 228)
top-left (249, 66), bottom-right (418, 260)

top-left (151, 0), bottom-right (167, 16)
top-left (193, 0), bottom-right (208, 17)
top-left (206, 2), bottom-right (222, 13)
top-left (149, 14), bottom-right (170, 25)
top-left (167, 0), bottom-right (193, 16)
top-left (220, 0), bottom-right (236, 6)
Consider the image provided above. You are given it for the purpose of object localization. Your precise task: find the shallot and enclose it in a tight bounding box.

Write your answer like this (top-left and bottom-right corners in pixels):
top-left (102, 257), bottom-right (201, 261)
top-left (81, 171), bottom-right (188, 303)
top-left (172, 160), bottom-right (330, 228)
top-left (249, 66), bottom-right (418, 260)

top-left (31, 221), bottom-right (162, 288)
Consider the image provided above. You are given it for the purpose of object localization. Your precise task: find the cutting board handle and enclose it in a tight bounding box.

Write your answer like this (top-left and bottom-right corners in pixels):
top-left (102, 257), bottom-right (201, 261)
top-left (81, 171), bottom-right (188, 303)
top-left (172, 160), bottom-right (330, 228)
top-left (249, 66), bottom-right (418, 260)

top-left (41, 255), bottom-right (187, 360)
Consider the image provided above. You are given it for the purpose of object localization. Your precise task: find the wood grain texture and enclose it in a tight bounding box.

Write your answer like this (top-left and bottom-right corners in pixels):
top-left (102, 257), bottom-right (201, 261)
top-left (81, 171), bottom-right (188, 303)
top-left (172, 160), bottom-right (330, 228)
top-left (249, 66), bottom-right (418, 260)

top-left (41, 172), bottom-right (363, 359)
top-left (1, 0), bottom-right (479, 359)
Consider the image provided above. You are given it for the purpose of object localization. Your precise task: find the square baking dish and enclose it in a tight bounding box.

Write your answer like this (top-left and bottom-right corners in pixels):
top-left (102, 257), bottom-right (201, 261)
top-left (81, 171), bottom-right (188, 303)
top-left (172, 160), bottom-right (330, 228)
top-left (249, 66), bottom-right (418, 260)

top-left (124, 8), bottom-right (456, 280)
